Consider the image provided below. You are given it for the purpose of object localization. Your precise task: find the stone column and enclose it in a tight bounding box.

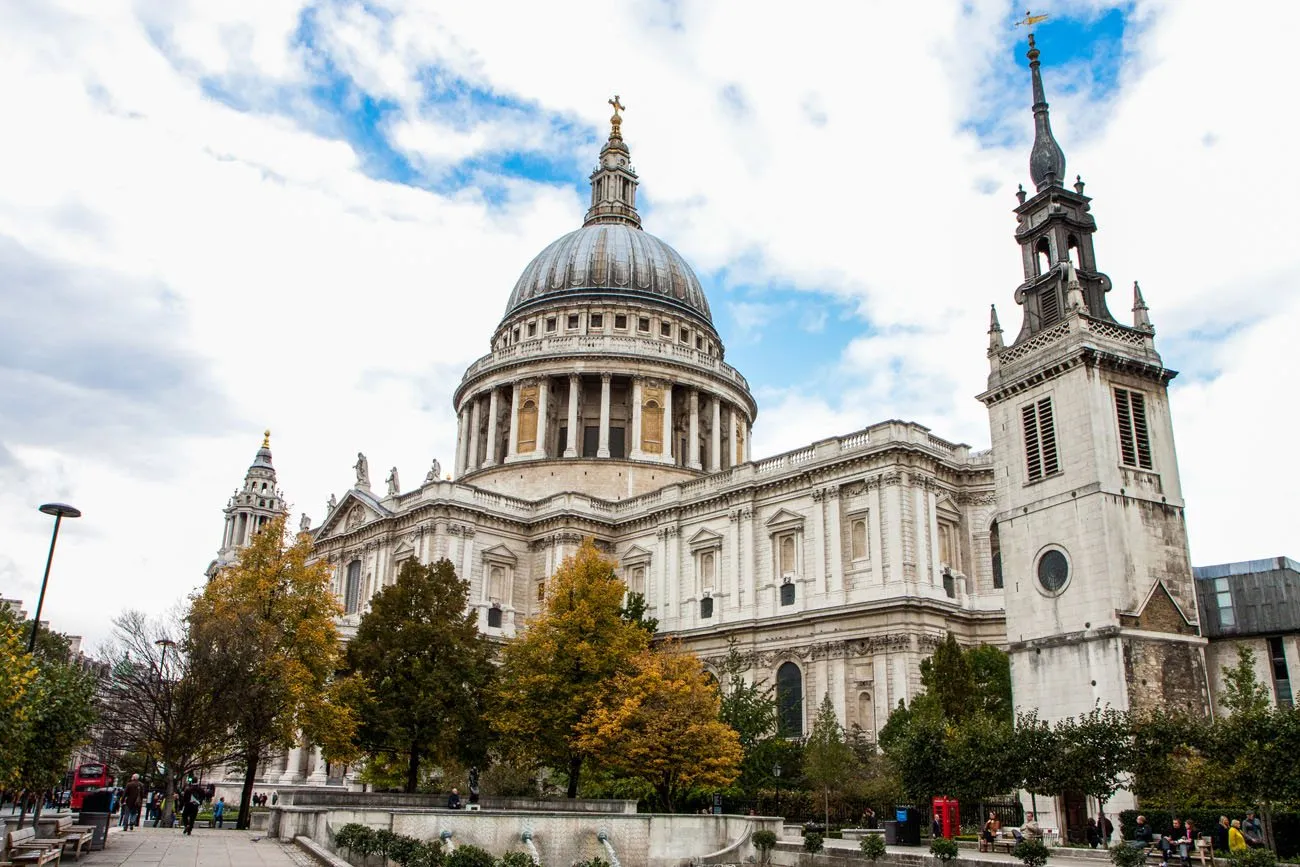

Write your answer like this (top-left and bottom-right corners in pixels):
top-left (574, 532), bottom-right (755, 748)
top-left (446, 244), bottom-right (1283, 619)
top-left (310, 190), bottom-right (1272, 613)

top-left (728, 407), bottom-right (738, 468)
top-left (482, 388), bottom-right (500, 467)
top-left (744, 419), bottom-right (752, 463)
top-left (306, 745), bottom-right (328, 784)
top-left (466, 396), bottom-right (481, 470)
top-left (454, 408), bottom-right (468, 477)
top-left (927, 488), bottom-right (941, 586)
top-left (827, 489), bottom-right (843, 596)
top-left (535, 377), bottom-right (549, 457)
top-left (277, 741), bottom-right (302, 784)
top-left (564, 374), bottom-right (580, 458)
top-left (688, 389), bottom-right (702, 469)
top-left (662, 384), bottom-right (674, 464)
top-left (711, 397), bottom-right (722, 471)
top-left (597, 373), bottom-right (612, 458)
top-left (913, 483), bottom-right (929, 585)
top-left (507, 383), bottom-right (520, 459)
top-left (629, 377), bottom-right (644, 458)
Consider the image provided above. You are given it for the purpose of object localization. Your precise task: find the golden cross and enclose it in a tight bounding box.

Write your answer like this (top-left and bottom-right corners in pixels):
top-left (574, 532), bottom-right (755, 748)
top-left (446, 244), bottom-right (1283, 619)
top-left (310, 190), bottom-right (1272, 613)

top-left (1015, 10), bottom-right (1050, 29)
top-left (609, 95), bottom-right (625, 118)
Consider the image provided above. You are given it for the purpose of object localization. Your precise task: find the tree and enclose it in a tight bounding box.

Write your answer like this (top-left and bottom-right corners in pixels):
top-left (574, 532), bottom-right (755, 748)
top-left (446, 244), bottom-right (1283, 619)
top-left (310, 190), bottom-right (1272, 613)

top-left (187, 516), bottom-right (359, 828)
top-left (0, 607), bottom-right (38, 789)
top-left (803, 693), bottom-right (858, 830)
top-left (1054, 707), bottom-right (1131, 838)
top-left (946, 711), bottom-right (1017, 809)
top-left (97, 609), bottom-right (237, 824)
top-left (576, 642), bottom-right (742, 811)
top-left (920, 634), bottom-right (976, 722)
top-left (489, 540), bottom-right (649, 797)
top-left (1220, 644), bottom-right (1271, 717)
top-left (619, 592), bottom-right (659, 636)
top-left (716, 640), bottom-right (782, 793)
top-left (880, 698), bottom-right (950, 803)
top-left (346, 558), bottom-right (495, 793)
top-left (1014, 711), bottom-right (1063, 817)
top-left (967, 645), bottom-right (1014, 723)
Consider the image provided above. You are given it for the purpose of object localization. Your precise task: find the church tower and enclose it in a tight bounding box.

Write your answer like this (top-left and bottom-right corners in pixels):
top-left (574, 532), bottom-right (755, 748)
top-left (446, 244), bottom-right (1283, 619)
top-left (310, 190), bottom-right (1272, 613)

top-left (206, 431), bottom-right (288, 580)
top-left (978, 34), bottom-right (1210, 812)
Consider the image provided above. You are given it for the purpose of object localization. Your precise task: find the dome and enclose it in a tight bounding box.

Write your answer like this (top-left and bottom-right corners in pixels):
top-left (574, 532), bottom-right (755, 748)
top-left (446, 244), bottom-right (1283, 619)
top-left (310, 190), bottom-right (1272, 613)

top-left (503, 223), bottom-right (713, 325)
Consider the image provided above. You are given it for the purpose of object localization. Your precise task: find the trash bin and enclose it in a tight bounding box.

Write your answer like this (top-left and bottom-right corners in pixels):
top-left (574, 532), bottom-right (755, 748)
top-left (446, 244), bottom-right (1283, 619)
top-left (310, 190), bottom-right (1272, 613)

top-left (884, 820), bottom-right (900, 845)
top-left (895, 807), bottom-right (922, 846)
top-left (78, 789), bottom-right (114, 850)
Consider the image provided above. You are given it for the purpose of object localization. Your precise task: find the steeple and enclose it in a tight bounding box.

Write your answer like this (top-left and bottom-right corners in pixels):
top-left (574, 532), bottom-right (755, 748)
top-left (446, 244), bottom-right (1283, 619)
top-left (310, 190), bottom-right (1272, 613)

top-left (988, 304), bottom-right (1005, 352)
top-left (1027, 34), bottom-right (1067, 192)
top-left (1132, 281), bottom-right (1154, 332)
top-left (584, 95), bottom-right (642, 228)
top-left (206, 430), bottom-right (288, 581)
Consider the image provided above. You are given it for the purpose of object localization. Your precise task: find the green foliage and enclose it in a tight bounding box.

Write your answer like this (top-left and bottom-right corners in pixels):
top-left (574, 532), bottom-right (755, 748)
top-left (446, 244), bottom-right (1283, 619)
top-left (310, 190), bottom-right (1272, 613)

top-left (447, 844), bottom-right (497, 867)
top-left (619, 591), bottom-right (659, 635)
top-left (803, 693), bottom-right (858, 827)
top-left (1013, 837), bottom-right (1051, 867)
top-left (0, 606), bottom-right (38, 788)
top-left (718, 639), bottom-right (781, 793)
top-left (1225, 848), bottom-right (1277, 867)
top-left (753, 829), bottom-right (778, 852)
top-left (880, 699), bottom-right (949, 802)
top-left (803, 832), bottom-right (824, 854)
top-left (860, 833), bottom-right (887, 862)
top-left (571, 859), bottom-right (611, 867)
top-left (496, 852), bottom-right (536, 867)
top-left (1014, 711), bottom-right (1063, 804)
top-left (333, 822), bottom-right (370, 852)
top-left (1221, 645), bottom-right (1272, 717)
top-left (1109, 843), bottom-right (1151, 867)
top-left (920, 634), bottom-right (976, 722)
top-left (1054, 706), bottom-right (1131, 808)
top-left (347, 558), bottom-right (496, 793)
top-left (931, 837), bottom-right (960, 863)
top-left (967, 645), bottom-right (1014, 723)
top-left (15, 642), bottom-right (98, 796)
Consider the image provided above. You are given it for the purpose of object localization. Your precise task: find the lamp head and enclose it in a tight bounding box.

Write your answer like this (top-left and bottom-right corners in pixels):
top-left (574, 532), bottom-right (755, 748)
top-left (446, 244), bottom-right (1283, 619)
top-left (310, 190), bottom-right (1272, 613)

top-left (39, 503), bottom-right (82, 518)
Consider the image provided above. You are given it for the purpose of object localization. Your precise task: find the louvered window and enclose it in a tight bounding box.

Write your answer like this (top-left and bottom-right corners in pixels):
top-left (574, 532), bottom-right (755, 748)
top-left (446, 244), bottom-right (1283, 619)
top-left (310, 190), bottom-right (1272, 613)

top-left (1114, 388), bottom-right (1153, 470)
top-left (1039, 286), bottom-right (1061, 326)
top-left (1022, 397), bottom-right (1060, 482)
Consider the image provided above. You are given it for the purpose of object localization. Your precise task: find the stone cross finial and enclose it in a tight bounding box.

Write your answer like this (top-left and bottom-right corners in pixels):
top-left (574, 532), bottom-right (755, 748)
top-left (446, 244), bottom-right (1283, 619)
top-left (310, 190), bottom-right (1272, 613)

top-left (609, 95), bottom-right (625, 117)
top-left (608, 95), bottom-right (626, 140)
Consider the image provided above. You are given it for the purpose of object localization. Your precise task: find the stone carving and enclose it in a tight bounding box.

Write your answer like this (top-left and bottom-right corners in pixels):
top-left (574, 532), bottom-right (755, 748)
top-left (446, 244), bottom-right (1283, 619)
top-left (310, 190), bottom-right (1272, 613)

top-left (425, 459), bottom-right (442, 483)
top-left (354, 452), bottom-right (371, 489)
top-left (326, 493), bottom-right (337, 514)
top-left (347, 504), bottom-right (364, 530)
top-left (299, 513), bottom-right (312, 533)
top-left (386, 466), bottom-right (401, 497)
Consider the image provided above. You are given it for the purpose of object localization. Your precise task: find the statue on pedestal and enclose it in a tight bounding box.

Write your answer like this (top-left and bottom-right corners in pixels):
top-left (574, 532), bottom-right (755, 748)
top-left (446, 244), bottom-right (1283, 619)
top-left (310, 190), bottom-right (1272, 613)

top-left (424, 458), bottom-right (442, 484)
top-left (386, 466), bottom-right (401, 497)
top-left (354, 452), bottom-right (370, 489)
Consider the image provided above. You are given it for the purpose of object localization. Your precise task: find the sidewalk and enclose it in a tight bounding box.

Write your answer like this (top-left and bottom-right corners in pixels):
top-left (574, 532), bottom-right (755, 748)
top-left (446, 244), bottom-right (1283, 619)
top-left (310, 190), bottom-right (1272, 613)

top-left (76, 827), bottom-right (314, 867)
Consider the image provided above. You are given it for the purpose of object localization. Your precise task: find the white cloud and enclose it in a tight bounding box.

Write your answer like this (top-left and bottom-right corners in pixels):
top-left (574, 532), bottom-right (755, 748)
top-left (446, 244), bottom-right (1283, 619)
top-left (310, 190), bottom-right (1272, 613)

top-left (0, 0), bottom-right (1296, 643)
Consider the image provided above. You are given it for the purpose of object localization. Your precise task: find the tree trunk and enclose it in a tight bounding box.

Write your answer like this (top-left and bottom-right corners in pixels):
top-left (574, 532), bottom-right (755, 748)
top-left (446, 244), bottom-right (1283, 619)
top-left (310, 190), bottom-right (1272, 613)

top-left (237, 746), bottom-right (259, 831)
top-left (824, 788), bottom-right (830, 835)
top-left (566, 755), bottom-right (581, 799)
top-left (161, 771), bottom-right (176, 828)
top-left (1030, 792), bottom-right (1038, 818)
top-left (405, 743), bottom-right (420, 794)
top-left (1262, 802), bottom-right (1276, 853)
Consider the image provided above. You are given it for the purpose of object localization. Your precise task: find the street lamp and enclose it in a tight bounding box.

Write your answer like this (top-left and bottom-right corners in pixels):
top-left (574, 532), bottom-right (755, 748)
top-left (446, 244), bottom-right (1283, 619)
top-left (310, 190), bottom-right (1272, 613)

top-left (28, 503), bottom-right (81, 653)
top-left (155, 638), bottom-right (176, 675)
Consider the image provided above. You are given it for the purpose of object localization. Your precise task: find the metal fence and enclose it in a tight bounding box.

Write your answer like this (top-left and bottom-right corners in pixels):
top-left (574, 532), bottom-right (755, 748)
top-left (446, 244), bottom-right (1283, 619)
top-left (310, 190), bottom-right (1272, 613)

top-left (717, 792), bottom-right (1023, 833)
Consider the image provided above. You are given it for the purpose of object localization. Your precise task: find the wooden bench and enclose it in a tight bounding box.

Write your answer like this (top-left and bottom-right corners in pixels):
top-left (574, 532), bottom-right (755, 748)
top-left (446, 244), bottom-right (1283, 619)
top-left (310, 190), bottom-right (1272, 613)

top-left (43, 819), bottom-right (91, 861)
top-left (3, 828), bottom-right (63, 867)
top-left (1144, 836), bottom-right (1215, 867)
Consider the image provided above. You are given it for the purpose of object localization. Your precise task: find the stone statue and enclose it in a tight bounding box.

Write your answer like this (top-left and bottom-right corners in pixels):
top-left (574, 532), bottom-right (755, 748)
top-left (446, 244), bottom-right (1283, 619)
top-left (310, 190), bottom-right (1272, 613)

top-left (326, 493), bottom-right (337, 514)
top-left (386, 466), bottom-right (400, 496)
top-left (354, 452), bottom-right (370, 489)
top-left (424, 458), bottom-right (441, 483)
top-left (299, 513), bottom-right (312, 533)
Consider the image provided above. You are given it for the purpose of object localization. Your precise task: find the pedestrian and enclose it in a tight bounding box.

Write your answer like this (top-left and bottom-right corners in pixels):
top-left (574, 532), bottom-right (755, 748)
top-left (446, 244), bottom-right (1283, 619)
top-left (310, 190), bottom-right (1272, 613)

top-left (1242, 813), bottom-right (1263, 848)
top-left (447, 788), bottom-right (462, 810)
top-left (1099, 814), bottom-right (1114, 845)
top-left (863, 807), bottom-right (877, 829)
top-left (181, 783), bottom-right (201, 835)
top-left (214, 797), bottom-right (226, 829)
top-left (1181, 821), bottom-right (1198, 867)
top-left (1214, 816), bottom-right (1230, 854)
top-left (124, 774), bottom-right (144, 831)
top-left (1229, 820), bottom-right (1246, 853)
top-left (1130, 815), bottom-right (1153, 848)
top-left (1086, 817), bottom-right (1099, 849)
top-left (933, 814), bottom-right (943, 839)
top-left (981, 811), bottom-right (999, 852)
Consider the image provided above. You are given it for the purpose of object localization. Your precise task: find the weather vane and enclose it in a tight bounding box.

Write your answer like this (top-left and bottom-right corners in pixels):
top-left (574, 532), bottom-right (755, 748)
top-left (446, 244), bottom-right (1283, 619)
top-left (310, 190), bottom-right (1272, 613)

top-left (1015, 10), bottom-right (1050, 31)
top-left (609, 94), bottom-right (625, 119)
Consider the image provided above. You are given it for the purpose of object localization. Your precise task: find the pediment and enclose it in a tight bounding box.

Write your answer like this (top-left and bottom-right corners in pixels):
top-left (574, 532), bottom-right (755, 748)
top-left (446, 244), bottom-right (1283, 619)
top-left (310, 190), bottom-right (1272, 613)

top-left (765, 507), bottom-right (805, 532)
top-left (481, 543), bottom-right (517, 565)
top-left (688, 527), bottom-right (724, 551)
top-left (621, 544), bottom-right (653, 566)
top-left (1119, 580), bottom-right (1198, 636)
top-left (316, 489), bottom-right (393, 537)
top-left (935, 494), bottom-right (961, 519)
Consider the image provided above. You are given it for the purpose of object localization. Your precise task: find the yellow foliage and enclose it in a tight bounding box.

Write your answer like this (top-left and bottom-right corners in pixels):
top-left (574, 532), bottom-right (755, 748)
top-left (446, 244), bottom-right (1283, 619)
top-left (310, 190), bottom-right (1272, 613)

top-left (0, 611), bottom-right (38, 786)
top-left (576, 641), bottom-right (742, 811)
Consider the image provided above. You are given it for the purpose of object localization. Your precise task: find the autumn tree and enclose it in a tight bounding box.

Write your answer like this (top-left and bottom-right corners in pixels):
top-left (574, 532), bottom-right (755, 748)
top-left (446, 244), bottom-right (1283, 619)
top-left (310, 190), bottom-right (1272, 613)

top-left (803, 693), bottom-right (858, 830)
top-left (187, 516), bottom-right (359, 828)
top-left (489, 540), bottom-right (649, 797)
top-left (97, 609), bottom-right (235, 824)
top-left (577, 642), bottom-right (741, 811)
top-left (346, 558), bottom-right (495, 793)
top-left (0, 607), bottom-right (38, 790)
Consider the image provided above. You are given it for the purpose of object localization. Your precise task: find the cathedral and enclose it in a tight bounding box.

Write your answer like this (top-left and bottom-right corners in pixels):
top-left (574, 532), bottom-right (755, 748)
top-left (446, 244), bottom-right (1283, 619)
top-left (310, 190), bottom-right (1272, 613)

top-left (210, 37), bottom-right (1209, 825)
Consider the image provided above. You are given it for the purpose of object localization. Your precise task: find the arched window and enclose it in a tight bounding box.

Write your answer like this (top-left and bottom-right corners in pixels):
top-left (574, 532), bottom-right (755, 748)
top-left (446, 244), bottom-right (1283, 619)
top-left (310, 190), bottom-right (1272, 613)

top-left (1035, 237), bottom-right (1051, 276)
top-left (1067, 235), bottom-right (1083, 270)
top-left (851, 519), bottom-right (868, 560)
top-left (776, 662), bottom-right (804, 737)
top-left (628, 566), bottom-right (646, 596)
top-left (344, 561), bottom-right (361, 615)
top-left (518, 398), bottom-right (538, 453)
top-left (488, 566), bottom-right (505, 602)
top-left (642, 399), bottom-right (663, 454)
top-left (700, 551), bottom-right (716, 590)
top-left (779, 535), bottom-right (797, 576)
top-left (990, 521), bottom-right (1003, 590)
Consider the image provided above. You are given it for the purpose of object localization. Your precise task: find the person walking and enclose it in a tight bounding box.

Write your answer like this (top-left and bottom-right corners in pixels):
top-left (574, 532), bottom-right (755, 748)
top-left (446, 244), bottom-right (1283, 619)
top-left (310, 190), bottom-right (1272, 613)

top-left (1229, 820), bottom-right (1247, 853)
top-left (213, 797), bottom-right (226, 829)
top-left (123, 774), bottom-right (144, 831)
top-left (180, 783), bottom-right (201, 835)
top-left (1086, 818), bottom-right (1100, 849)
top-left (1214, 816), bottom-right (1231, 854)
top-left (1243, 813), bottom-right (1263, 848)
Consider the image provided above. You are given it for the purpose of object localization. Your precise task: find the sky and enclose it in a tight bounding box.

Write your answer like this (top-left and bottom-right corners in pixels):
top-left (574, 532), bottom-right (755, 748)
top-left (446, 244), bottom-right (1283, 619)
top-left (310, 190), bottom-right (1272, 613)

top-left (1, 0), bottom-right (1297, 646)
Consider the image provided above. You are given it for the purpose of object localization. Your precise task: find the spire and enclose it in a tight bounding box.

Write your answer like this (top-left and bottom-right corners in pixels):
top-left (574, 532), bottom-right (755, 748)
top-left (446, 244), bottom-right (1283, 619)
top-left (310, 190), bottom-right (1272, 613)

top-left (252, 429), bottom-right (274, 470)
top-left (988, 304), bottom-right (1005, 352)
top-left (584, 95), bottom-right (642, 228)
top-left (1132, 281), bottom-right (1154, 332)
top-left (1064, 262), bottom-right (1089, 315)
top-left (1027, 34), bottom-right (1067, 192)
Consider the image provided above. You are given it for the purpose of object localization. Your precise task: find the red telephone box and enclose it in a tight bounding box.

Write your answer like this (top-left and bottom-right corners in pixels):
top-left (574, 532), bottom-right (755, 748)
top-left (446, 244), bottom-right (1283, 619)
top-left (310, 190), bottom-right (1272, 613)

top-left (931, 796), bottom-right (960, 839)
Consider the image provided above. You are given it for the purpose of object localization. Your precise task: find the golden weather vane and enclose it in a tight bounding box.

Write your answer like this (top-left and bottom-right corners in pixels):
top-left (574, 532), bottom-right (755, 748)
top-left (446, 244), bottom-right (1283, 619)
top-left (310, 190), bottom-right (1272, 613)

top-left (609, 94), bottom-right (626, 118)
top-left (1015, 10), bottom-right (1050, 30)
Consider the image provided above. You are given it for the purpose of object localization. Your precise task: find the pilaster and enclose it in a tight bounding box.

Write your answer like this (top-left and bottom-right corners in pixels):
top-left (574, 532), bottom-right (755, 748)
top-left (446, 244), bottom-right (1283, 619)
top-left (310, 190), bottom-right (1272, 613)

top-left (597, 373), bottom-right (612, 458)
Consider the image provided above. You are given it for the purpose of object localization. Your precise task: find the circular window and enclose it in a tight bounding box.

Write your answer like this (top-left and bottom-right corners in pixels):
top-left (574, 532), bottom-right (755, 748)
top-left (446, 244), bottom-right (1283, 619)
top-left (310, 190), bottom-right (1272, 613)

top-left (1037, 548), bottom-right (1070, 594)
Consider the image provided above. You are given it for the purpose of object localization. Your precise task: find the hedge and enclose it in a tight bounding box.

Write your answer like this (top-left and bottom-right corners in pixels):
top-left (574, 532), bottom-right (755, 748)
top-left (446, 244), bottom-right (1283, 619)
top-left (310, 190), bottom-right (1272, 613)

top-left (1118, 810), bottom-right (1300, 859)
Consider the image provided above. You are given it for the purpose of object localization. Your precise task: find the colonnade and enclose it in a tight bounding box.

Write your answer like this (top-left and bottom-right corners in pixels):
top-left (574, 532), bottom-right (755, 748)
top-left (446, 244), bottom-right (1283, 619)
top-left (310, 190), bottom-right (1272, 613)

top-left (454, 373), bottom-right (751, 477)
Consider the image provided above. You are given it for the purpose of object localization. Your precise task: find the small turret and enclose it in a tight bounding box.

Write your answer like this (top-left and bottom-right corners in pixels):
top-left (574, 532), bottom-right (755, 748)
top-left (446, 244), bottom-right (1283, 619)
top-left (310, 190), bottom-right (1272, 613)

top-left (988, 304), bottom-right (1005, 353)
top-left (1132, 281), bottom-right (1154, 333)
top-left (584, 95), bottom-right (642, 229)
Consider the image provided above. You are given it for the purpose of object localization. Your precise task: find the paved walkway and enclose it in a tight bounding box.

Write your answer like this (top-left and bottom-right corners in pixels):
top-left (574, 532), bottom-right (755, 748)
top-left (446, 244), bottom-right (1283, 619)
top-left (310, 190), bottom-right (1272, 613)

top-left (76, 827), bottom-right (315, 867)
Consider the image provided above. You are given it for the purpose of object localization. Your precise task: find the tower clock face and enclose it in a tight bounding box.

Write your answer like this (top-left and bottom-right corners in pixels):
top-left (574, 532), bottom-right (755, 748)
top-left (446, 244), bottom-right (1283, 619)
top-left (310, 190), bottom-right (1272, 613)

top-left (1037, 549), bottom-right (1070, 593)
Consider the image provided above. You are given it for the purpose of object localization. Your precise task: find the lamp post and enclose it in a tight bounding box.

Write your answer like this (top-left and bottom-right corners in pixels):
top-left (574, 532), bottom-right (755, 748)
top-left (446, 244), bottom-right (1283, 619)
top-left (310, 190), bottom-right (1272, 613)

top-left (28, 503), bottom-right (81, 653)
top-left (154, 638), bottom-right (177, 827)
top-left (155, 638), bottom-right (176, 675)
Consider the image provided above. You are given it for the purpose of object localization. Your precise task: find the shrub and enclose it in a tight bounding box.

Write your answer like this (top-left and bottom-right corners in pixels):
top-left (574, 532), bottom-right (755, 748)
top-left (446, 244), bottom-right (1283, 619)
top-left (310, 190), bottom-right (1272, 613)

top-left (387, 835), bottom-right (421, 866)
top-left (410, 841), bottom-right (446, 867)
top-left (1110, 843), bottom-right (1150, 867)
top-left (861, 834), bottom-right (887, 862)
top-left (373, 830), bottom-right (400, 858)
top-left (497, 852), bottom-right (536, 867)
top-left (753, 829), bottom-right (778, 864)
top-left (1227, 850), bottom-right (1278, 867)
top-left (1013, 838), bottom-right (1051, 867)
top-left (334, 823), bottom-right (374, 854)
top-left (447, 845), bottom-right (497, 867)
top-left (572, 859), bottom-right (611, 867)
top-left (803, 832), bottom-right (824, 854)
top-left (930, 837), bottom-right (959, 863)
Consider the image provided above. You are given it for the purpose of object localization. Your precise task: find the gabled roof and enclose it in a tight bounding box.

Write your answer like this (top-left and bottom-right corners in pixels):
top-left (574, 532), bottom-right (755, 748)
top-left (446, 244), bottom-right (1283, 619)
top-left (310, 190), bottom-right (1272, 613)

top-left (315, 488), bottom-right (395, 539)
top-left (764, 507), bottom-right (805, 531)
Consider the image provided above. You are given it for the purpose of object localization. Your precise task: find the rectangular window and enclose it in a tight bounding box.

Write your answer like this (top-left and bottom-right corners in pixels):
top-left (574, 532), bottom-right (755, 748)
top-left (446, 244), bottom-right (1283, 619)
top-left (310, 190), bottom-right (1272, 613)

top-left (582, 426), bottom-right (600, 457)
top-left (661, 322), bottom-right (672, 337)
top-left (512, 328), bottom-right (520, 343)
top-left (638, 317), bottom-right (650, 332)
top-left (696, 336), bottom-right (704, 350)
top-left (590, 313), bottom-right (603, 329)
top-left (1114, 388), bottom-right (1154, 470)
top-left (527, 322), bottom-right (537, 337)
top-left (567, 313), bottom-right (579, 330)
top-left (1040, 286), bottom-right (1061, 326)
top-left (1269, 636), bottom-right (1293, 708)
top-left (680, 327), bottom-right (690, 343)
top-left (615, 313), bottom-right (628, 330)
top-left (1214, 577), bottom-right (1235, 627)
top-left (546, 317), bottom-right (556, 333)
top-left (1022, 397), bottom-right (1060, 482)
top-left (609, 426), bottom-right (626, 459)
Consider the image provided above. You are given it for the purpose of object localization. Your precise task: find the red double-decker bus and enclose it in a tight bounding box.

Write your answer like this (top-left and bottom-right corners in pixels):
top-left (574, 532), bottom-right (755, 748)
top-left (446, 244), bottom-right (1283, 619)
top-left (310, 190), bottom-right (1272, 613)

top-left (70, 762), bottom-right (111, 810)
